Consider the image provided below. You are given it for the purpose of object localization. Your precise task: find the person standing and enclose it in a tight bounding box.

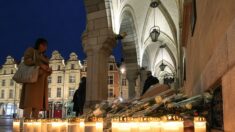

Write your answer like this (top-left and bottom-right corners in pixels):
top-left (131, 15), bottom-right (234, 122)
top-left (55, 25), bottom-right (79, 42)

top-left (19, 38), bottom-right (52, 119)
top-left (73, 77), bottom-right (86, 117)
top-left (141, 71), bottom-right (159, 96)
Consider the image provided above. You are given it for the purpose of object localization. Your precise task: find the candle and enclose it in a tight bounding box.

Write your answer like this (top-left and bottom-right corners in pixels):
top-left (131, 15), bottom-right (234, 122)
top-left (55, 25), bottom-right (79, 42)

top-left (85, 118), bottom-right (103, 132)
top-left (161, 115), bottom-right (184, 132)
top-left (194, 117), bottom-right (206, 132)
top-left (23, 120), bottom-right (34, 132)
top-left (41, 119), bottom-right (50, 132)
top-left (68, 118), bottom-right (84, 132)
top-left (33, 120), bottom-right (42, 132)
top-left (111, 118), bottom-right (119, 132)
top-left (13, 119), bottom-right (20, 132)
top-left (149, 118), bottom-right (161, 132)
top-left (48, 119), bottom-right (67, 132)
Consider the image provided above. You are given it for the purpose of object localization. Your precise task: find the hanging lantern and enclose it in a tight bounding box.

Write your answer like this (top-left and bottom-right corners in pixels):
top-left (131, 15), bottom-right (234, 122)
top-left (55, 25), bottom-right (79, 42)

top-left (150, 27), bottom-right (160, 42)
top-left (150, 0), bottom-right (160, 8)
top-left (159, 45), bottom-right (166, 71)
top-left (149, 0), bottom-right (161, 42)
top-left (159, 62), bottom-right (166, 71)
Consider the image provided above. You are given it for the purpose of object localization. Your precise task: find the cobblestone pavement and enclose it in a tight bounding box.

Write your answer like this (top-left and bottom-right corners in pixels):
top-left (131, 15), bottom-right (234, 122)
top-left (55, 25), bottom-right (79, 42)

top-left (0, 116), bottom-right (12, 132)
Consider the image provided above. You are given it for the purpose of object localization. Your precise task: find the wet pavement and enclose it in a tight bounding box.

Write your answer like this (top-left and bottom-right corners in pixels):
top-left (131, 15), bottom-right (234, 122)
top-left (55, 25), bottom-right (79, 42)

top-left (0, 116), bottom-right (12, 132)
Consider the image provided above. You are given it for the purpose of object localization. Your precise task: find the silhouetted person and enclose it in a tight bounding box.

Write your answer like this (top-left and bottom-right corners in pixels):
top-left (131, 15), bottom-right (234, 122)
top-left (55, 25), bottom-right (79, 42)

top-left (141, 71), bottom-right (159, 96)
top-left (73, 77), bottom-right (86, 117)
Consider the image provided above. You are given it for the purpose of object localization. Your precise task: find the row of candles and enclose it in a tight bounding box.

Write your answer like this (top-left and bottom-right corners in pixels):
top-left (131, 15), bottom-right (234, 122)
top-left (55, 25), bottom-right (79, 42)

top-left (111, 116), bottom-right (206, 132)
top-left (13, 116), bottom-right (206, 132)
top-left (13, 118), bottom-right (103, 132)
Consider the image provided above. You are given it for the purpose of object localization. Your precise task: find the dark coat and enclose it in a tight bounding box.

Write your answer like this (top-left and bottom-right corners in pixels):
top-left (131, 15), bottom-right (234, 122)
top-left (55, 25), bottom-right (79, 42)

top-left (72, 82), bottom-right (86, 111)
top-left (142, 75), bottom-right (159, 95)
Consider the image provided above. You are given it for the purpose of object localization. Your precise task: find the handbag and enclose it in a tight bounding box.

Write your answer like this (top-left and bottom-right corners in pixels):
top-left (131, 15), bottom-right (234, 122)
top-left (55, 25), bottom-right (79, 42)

top-left (13, 50), bottom-right (39, 83)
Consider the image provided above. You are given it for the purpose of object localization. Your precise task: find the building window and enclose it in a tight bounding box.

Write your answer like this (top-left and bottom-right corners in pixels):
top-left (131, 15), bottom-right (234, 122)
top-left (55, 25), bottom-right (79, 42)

top-left (57, 88), bottom-right (61, 98)
top-left (57, 76), bottom-right (62, 83)
top-left (10, 80), bottom-right (14, 86)
top-left (85, 67), bottom-right (87, 72)
top-left (9, 89), bottom-right (13, 99)
top-left (48, 76), bottom-right (52, 83)
top-left (3, 70), bottom-right (6, 75)
top-left (122, 79), bottom-right (127, 86)
top-left (69, 76), bottom-right (75, 83)
top-left (109, 64), bottom-right (114, 71)
top-left (58, 65), bottom-right (61, 70)
top-left (48, 88), bottom-right (51, 98)
top-left (69, 88), bottom-right (75, 97)
top-left (2, 80), bottom-right (5, 86)
top-left (71, 64), bottom-right (75, 70)
top-left (11, 69), bottom-right (14, 74)
top-left (108, 89), bottom-right (114, 97)
top-left (1, 90), bottom-right (4, 99)
top-left (108, 75), bottom-right (114, 85)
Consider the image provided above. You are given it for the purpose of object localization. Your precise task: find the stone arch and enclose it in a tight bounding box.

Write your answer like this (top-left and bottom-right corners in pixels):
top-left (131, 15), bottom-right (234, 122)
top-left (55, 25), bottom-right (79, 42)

top-left (119, 7), bottom-right (139, 99)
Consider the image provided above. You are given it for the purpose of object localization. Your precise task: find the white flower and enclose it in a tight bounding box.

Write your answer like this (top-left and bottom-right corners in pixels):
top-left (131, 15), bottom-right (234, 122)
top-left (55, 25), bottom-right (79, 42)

top-left (155, 96), bottom-right (163, 104)
top-left (185, 103), bottom-right (192, 110)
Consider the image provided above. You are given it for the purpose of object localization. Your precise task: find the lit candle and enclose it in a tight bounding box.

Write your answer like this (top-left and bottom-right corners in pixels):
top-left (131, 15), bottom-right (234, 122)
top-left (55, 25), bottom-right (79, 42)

top-left (48, 119), bottom-right (67, 132)
top-left (111, 118), bottom-right (119, 132)
top-left (13, 119), bottom-right (20, 132)
top-left (23, 120), bottom-right (34, 132)
top-left (161, 115), bottom-right (184, 132)
top-left (68, 118), bottom-right (84, 132)
top-left (33, 120), bottom-right (42, 132)
top-left (139, 122), bottom-right (150, 132)
top-left (85, 118), bottom-right (103, 132)
top-left (149, 118), bottom-right (161, 132)
top-left (194, 117), bottom-right (206, 132)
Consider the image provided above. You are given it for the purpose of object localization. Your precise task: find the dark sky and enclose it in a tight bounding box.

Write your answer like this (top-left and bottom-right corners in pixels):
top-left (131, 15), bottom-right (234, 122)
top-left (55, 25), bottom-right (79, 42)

top-left (0, 0), bottom-right (122, 65)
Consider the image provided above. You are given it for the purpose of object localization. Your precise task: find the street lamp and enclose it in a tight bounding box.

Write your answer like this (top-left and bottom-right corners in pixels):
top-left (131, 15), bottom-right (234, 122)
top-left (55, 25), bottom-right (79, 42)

top-left (119, 62), bottom-right (126, 100)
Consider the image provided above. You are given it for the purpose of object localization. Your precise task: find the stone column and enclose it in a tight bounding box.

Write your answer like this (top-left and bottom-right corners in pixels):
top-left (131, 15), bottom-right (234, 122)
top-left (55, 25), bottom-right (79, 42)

top-left (126, 70), bottom-right (138, 99)
top-left (82, 31), bottom-right (116, 107)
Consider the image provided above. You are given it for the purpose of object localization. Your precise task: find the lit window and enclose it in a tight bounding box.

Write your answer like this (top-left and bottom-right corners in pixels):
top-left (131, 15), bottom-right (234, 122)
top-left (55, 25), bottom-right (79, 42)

top-left (57, 88), bottom-right (61, 98)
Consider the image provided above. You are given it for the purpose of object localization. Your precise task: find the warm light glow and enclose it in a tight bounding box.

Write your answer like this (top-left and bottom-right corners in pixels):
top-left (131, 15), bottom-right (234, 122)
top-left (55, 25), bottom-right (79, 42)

top-left (80, 122), bottom-right (85, 127)
top-left (95, 122), bottom-right (103, 129)
top-left (120, 67), bottom-right (125, 74)
top-left (194, 117), bottom-right (206, 132)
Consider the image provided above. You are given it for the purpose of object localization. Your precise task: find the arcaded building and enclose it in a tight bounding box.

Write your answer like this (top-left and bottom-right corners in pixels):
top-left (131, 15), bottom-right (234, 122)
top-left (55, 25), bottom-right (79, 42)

top-left (81, 0), bottom-right (235, 131)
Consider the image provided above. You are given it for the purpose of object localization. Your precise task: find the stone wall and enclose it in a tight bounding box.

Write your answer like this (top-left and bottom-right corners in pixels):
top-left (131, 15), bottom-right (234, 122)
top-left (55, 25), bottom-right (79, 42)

top-left (183, 0), bottom-right (235, 131)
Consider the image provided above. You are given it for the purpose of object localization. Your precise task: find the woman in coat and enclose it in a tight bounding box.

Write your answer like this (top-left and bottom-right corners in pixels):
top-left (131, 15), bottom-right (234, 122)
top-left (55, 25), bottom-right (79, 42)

top-left (19, 38), bottom-right (52, 119)
top-left (73, 77), bottom-right (86, 116)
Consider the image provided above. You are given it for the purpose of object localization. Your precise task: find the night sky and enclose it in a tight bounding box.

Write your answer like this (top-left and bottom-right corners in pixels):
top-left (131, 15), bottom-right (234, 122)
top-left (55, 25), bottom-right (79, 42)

top-left (0, 0), bottom-right (122, 65)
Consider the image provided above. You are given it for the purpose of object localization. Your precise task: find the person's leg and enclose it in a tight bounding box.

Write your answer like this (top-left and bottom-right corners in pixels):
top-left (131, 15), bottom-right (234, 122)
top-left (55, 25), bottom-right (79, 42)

top-left (75, 111), bottom-right (79, 117)
top-left (32, 108), bottom-right (40, 119)
top-left (23, 108), bottom-right (32, 118)
top-left (79, 106), bottom-right (84, 115)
